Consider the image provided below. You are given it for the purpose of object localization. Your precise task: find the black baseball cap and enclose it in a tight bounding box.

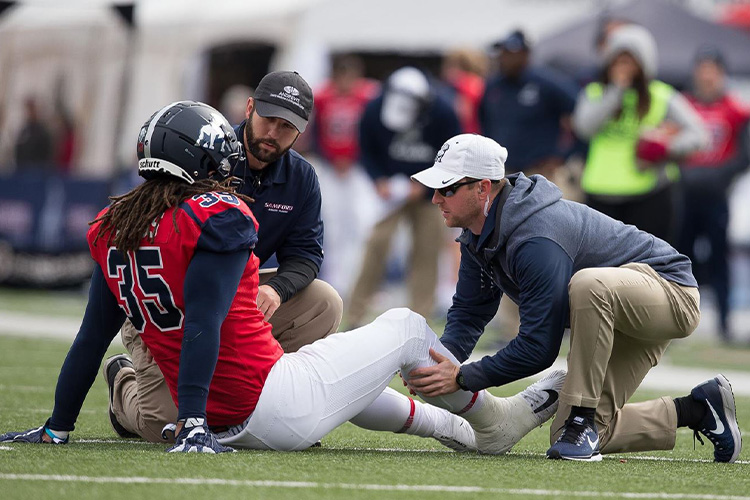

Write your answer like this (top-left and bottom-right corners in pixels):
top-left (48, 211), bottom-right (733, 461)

top-left (694, 45), bottom-right (726, 70)
top-left (492, 30), bottom-right (530, 53)
top-left (253, 71), bottom-right (314, 133)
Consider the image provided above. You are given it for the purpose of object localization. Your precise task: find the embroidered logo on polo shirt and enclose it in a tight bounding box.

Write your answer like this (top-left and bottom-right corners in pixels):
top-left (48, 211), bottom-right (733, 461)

top-left (265, 202), bottom-right (294, 214)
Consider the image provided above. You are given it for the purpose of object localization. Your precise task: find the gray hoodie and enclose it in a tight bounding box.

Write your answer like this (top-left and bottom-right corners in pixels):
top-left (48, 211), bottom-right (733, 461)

top-left (442, 173), bottom-right (697, 390)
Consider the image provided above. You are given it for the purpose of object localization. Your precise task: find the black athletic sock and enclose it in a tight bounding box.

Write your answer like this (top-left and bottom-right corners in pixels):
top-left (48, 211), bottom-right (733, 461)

top-left (570, 405), bottom-right (596, 424)
top-left (558, 406), bottom-right (597, 445)
top-left (674, 395), bottom-right (706, 428)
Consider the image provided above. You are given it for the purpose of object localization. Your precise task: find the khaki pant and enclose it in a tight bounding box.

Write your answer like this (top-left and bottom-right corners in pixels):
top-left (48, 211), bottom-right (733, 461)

top-left (347, 198), bottom-right (444, 326)
top-left (550, 263), bottom-right (700, 454)
top-left (110, 272), bottom-right (343, 442)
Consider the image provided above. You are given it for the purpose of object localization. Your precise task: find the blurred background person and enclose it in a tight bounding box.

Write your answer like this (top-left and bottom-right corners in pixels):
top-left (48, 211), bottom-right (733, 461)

top-left (53, 109), bottom-right (77, 175)
top-left (677, 46), bottom-right (750, 344)
top-left (220, 84), bottom-right (255, 126)
top-left (439, 48), bottom-right (488, 134)
top-left (310, 55), bottom-right (380, 298)
top-left (575, 15), bottom-right (632, 87)
top-left (346, 66), bottom-right (460, 327)
top-left (573, 24), bottom-right (707, 244)
top-left (479, 30), bottom-right (579, 184)
top-left (14, 97), bottom-right (53, 172)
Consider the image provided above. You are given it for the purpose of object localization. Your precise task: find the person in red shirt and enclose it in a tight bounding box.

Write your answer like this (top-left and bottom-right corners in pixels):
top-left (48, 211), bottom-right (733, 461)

top-left (1, 101), bottom-right (565, 455)
top-left (313, 55), bottom-right (379, 176)
top-left (678, 47), bottom-right (750, 343)
top-left (440, 49), bottom-right (487, 134)
top-left (307, 56), bottom-right (380, 297)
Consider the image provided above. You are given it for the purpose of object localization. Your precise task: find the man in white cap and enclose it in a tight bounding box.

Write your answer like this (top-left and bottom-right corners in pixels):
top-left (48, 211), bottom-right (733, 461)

top-left (407, 133), bottom-right (741, 463)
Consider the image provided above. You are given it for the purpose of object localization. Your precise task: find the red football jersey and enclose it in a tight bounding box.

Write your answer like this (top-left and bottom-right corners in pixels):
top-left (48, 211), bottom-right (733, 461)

top-left (313, 78), bottom-right (379, 163)
top-left (88, 191), bottom-right (283, 426)
top-left (683, 93), bottom-right (750, 168)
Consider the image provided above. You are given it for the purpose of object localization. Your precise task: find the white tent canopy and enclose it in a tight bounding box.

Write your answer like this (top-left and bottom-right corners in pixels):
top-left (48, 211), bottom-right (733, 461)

top-left (1, 0), bottom-right (600, 175)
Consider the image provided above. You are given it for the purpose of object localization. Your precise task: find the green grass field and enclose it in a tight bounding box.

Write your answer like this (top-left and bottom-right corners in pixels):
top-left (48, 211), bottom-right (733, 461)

top-left (0, 334), bottom-right (748, 500)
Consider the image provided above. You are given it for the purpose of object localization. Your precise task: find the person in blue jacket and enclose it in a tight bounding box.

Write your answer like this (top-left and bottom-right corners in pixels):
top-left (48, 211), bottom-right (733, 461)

top-left (407, 133), bottom-right (741, 463)
top-left (347, 66), bottom-right (461, 326)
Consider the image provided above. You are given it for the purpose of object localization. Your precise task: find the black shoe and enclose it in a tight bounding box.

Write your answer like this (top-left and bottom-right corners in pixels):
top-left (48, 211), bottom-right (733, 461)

top-left (689, 374), bottom-right (742, 463)
top-left (547, 414), bottom-right (602, 462)
top-left (102, 354), bottom-right (139, 439)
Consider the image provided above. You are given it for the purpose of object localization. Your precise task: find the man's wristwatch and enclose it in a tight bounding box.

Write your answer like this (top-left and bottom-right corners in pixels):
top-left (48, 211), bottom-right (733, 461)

top-left (455, 368), bottom-right (470, 392)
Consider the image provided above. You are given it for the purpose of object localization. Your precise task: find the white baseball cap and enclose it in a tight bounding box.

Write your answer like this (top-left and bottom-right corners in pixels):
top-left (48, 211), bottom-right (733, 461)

top-left (411, 134), bottom-right (508, 189)
top-left (381, 67), bottom-right (430, 132)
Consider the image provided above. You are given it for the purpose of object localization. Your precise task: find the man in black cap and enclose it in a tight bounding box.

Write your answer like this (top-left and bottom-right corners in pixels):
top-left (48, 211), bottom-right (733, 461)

top-left (103, 71), bottom-right (344, 443)
top-left (480, 29), bottom-right (578, 179)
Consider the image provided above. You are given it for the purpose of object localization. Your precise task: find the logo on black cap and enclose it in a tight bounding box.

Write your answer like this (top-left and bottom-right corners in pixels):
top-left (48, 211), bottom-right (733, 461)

top-left (283, 86), bottom-right (300, 96)
top-left (254, 71), bottom-right (314, 132)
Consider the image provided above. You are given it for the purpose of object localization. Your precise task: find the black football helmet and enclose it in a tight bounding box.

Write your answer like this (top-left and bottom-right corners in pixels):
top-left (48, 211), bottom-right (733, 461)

top-left (136, 101), bottom-right (244, 184)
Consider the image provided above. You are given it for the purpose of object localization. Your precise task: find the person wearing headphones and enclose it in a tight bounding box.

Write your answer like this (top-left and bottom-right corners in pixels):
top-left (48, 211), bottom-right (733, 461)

top-left (347, 66), bottom-right (461, 326)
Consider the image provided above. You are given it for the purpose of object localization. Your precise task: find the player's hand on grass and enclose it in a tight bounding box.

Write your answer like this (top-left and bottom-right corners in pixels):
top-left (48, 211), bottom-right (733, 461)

top-left (0, 422), bottom-right (68, 444)
top-left (166, 417), bottom-right (235, 454)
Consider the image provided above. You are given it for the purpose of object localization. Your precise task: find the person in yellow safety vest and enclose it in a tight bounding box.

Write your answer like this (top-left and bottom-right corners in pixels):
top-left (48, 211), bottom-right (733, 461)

top-left (572, 24), bottom-right (708, 244)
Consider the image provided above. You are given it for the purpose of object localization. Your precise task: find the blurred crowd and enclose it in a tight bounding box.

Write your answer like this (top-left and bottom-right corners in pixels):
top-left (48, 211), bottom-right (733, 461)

top-left (3, 97), bottom-right (78, 175)
top-left (2, 19), bottom-right (749, 345)
top-left (294, 22), bottom-right (749, 344)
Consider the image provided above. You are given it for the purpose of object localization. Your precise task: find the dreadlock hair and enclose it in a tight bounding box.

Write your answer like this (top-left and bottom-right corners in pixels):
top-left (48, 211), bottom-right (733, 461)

top-left (90, 176), bottom-right (254, 254)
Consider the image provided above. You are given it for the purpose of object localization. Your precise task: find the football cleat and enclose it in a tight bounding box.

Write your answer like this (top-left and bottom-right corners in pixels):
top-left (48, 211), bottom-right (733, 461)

top-left (519, 369), bottom-right (566, 427)
top-left (102, 354), bottom-right (139, 439)
top-left (465, 370), bottom-right (566, 455)
top-left (432, 415), bottom-right (477, 453)
top-left (546, 414), bottom-right (602, 462)
top-left (690, 374), bottom-right (742, 463)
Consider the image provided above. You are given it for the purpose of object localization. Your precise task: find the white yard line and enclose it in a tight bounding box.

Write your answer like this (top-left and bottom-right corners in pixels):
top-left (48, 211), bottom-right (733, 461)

top-left (0, 474), bottom-right (747, 499)
top-left (8, 441), bottom-right (748, 464)
top-left (76, 439), bottom-right (156, 445)
top-left (0, 312), bottom-right (82, 340)
top-left (0, 408), bottom-right (98, 415)
top-left (0, 385), bottom-right (51, 393)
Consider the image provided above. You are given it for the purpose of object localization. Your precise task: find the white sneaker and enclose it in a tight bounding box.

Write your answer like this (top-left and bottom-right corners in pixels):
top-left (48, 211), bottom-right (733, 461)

top-left (519, 369), bottom-right (566, 427)
top-left (465, 370), bottom-right (567, 455)
top-left (432, 415), bottom-right (477, 453)
top-left (461, 393), bottom-right (527, 455)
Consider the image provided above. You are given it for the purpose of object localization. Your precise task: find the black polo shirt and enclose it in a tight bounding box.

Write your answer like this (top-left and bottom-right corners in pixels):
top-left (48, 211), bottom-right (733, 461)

top-left (233, 121), bottom-right (324, 271)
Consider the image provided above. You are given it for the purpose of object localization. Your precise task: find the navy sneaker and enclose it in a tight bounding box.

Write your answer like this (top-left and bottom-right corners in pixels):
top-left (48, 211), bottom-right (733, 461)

top-left (102, 354), bottom-right (139, 439)
top-left (690, 374), bottom-right (742, 463)
top-left (546, 415), bottom-right (602, 462)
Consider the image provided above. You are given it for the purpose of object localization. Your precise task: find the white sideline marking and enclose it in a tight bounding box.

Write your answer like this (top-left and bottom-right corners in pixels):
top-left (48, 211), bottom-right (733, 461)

top-left (0, 474), bottom-right (748, 499)
top-left (345, 448), bottom-right (750, 465)
top-left (0, 446), bottom-right (12, 451)
top-left (26, 441), bottom-right (750, 465)
top-left (0, 408), bottom-right (97, 415)
top-left (0, 385), bottom-right (50, 393)
top-left (76, 439), bottom-right (154, 445)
